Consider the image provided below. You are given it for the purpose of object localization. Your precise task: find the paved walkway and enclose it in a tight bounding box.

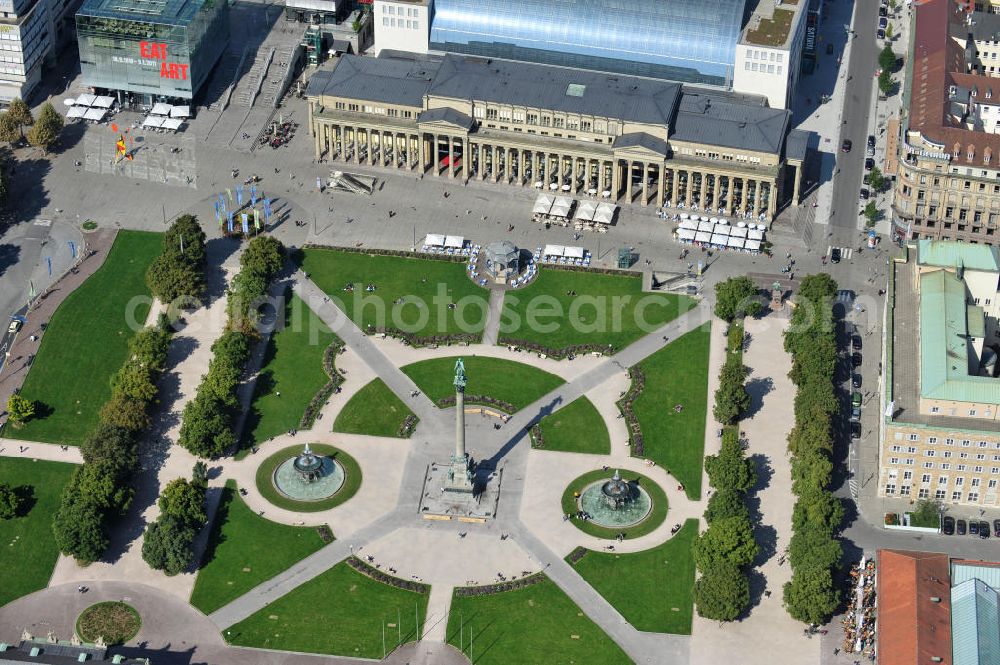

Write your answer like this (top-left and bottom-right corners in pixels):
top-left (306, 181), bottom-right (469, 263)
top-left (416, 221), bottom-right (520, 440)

top-left (420, 584), bottom-right (453, 643)
top-left (481, 289), bottom-right (504, 346)
top-left (0, 438), bottom-right (83, 464)
top-left (690, 315), bottom-right (819, 665)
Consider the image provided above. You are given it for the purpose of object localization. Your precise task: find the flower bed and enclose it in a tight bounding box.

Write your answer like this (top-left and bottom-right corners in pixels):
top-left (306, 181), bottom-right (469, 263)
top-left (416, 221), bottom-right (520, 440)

top-left (496, 339), bottom-right (613, 360)
top-left (346, 556), bottom-right (430, 594)
top-left (298, 338), bottom-right (345, 430)
top-left (397, 414), bottom-right (419, 438)
top-left (435, 394), bottom-right (516, 413)
top-left (615, 366), bottom-right (646, 456)
top-left (566, 546), bottom-right (588, 564)
top-left (454, 573), bottom-right (546, 597)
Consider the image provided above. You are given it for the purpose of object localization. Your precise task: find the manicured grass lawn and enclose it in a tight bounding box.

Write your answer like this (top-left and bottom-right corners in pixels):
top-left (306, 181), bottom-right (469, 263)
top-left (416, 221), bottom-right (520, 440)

top-left (560, 469), bottom-right (668, 540)
top-left (254, 444), bottom-right (361, 512)
top-left (0, 457), bottom-right (76, 606)
top-left (633, 325), bottom-right (710, 500)
top-left (500, 269), bottom-right (694, 351)
top-left (190, 481), bottom-right (326, 615)
top-left (76, 602), bottom-right (141, 644)
top-left (242, 293), bottom-right (337, 453)
top-left (535, 397), bottom-right (609, 454)
top-left (297, 248), bottom-right (488, 340)
top-left (568, 519), bottom-right (698, 635)
top-left (401, 356), bottom-right (564, 412)
top-left (7, 231), bottom-right (162, 445)
top-left (333, 378), bottom-right (416, 438)
top-left (446, 577), bottom-right (629, 664)
top-left (225, 560), bottom-right (428, 658)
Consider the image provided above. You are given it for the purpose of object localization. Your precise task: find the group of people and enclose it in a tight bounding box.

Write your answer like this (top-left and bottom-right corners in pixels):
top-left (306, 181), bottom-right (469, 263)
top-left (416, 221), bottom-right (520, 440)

top-left (343, 282), bottom-right (377, 293)
top-left (841, 557), bottom-right (878, 660)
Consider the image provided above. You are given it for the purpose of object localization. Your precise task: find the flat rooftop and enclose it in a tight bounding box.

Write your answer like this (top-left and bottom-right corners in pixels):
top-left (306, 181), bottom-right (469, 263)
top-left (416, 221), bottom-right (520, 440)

top-left (77, 0), bottom-right (213, 25)
top-left (741, 0), bottom-right (802, 48)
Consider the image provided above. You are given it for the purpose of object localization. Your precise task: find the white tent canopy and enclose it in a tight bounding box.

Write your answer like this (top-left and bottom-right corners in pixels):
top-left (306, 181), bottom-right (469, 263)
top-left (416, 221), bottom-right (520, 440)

top-left (748, 229), bottom-right (765, 240)
top-left (170, 105), bottom-right (191, 118)
top-left (713, 224), bottom-right (731, 236)
top-left (66, 107), bottom-right (87, 119)
top-left (532, 194), bottom-right (554, 215)
top-left (92, 96), bottom-right (115, 108)
top-left (710, 233), bottom-right (728, 246)
top-left (745, 239), bottom-right (761, 251)
top-left (550, 196), bottom-right (573, 218)
top-left (424, 233), bottom-right (446, 247)
top-left (83, 108), bottom-right (106, 121)
top-left (729, 226), bottom-right (749, 238)
top-left (160, 117), bottom-right (183, 130)
top-left (564, 246), bottom-right (585, 259)
top-left (143, 116), bottom-right (164, 128)
top-left (574, 201), bottom-right (597, 221)
top-left (75, 93), bottom-right (97, 107)
top-left (150, 102), bottom-right (172, 116)
top-left (697, 220), bottom-right (714, 233)
top-left (695, 231), bottom-right (712, 243)
top-left (677, 228), bottom-right (696, 241)
top-left (543, 244), bottom-right (565, 257)
top-left (595, 202), bottom-right (616, 224)
top-left (444, 235), bottom-right (465, 249)
top-left (678, 220), bottom-right (698, 231)
top-left (726, 237), bottom-right (744, 249)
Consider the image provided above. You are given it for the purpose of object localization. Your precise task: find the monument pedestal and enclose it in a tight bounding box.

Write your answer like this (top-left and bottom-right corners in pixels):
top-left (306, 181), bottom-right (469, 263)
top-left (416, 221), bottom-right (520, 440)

top-left (446, 453), bottom-right (475, 493)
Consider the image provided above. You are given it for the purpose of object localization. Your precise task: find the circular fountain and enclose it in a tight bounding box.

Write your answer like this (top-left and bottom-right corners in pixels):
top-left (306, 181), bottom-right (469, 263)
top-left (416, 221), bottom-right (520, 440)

top-left (272, 443), bottom-right (345, 501)
top-left (578, 470), bottom-right (652, 528)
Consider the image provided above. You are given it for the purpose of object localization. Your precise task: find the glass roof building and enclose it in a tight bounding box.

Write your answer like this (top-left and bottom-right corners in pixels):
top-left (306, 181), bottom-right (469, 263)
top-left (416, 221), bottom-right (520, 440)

top-left (76, 0), bottom-right (229, 104)
top-left (427, 0), bottom-right (746, 86)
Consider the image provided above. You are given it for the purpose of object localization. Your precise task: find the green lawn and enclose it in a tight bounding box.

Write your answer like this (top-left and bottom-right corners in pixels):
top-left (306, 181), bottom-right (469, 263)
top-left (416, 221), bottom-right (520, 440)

top-left (242, 293), bottom-right (337, 453)
top-left (0, 458), bottom-right (77, 606)
top-left (500, 269), bottom-right (694, 351)
top-left (255, 444), bottom-right (362, 512)
top-left (297, 248), bottom-right (488, 340)
top-left (446, 577), bottom-right (630, 665)
top-left (190, 481), bottom-right (326, 615)
top-left (225, 560), bottom-right (429, 658)
top-left (633, 325), bottom-right (711, 500)
top-left (560, 469), bottom-right (668, 540)
top-left (568, 519), bottom-right (698, 635)
top-left (401, 356), bottom-right (564, 412)
top-left (535, 397), bottom-right (609, 454)
top-left (7, 231), bottom-right (161, 445)
top-left (333, 378), bottom-right (416, 438)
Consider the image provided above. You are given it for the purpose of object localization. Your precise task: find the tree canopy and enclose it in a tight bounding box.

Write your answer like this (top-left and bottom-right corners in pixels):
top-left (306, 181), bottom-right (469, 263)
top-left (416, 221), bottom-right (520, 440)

top-left (714, 277), bottom-right (762, 322)
top-left (26, 102), bottom-right (63, 153)
top-left (693, 561), bottom-right (750, 622)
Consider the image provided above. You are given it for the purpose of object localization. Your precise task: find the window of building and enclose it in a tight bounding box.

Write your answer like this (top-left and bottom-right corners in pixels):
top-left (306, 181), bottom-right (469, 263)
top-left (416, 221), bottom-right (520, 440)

top-left (942, 463), bottom-right (952, 470)
top-left (961, 453), bottom-right (970, 459)
top-left (909, 434), bottom-right (919, 441)
top-left (929, 437), bottom-right (938, 444)
top-left (904, 471), bottom-right (913, 480)
top-left (581, 121), bottom-right (591, 132)
top-left (969, 492), bottom-right (980, 502)
top-left (972, 477), bottom-right (982, 487)
top-left (486, 108), bottom-right (498, 120)
top-left (953, 490), bottom-right (963, 500)
top-left (925, 450), bottom-right (936, 457)
top-left (924, 462), bottom-right (935, 469)
top-left (976, 465), bottom-right (985, 473)
top-left (553, 117), bottom-right (565, 128)
top-left (956, 477), bottom-right (966, 486)
top-left (906, 458), bottom-right (916, 466)
top-left (930, 406), bottom-right (940, 413)
top-left (978, 453), bottom-right (987, 460)
top-left (900, 485), bottom-right (911, 496)
top-left (918, 488), bottom-right (930, 498)
top-left (990, 479), bottom-right (998, 489)
top-left (970, 409), bottom-right (978, 416)
top-left (890, 457), bottom-right (899, 465)
top-left (936, 489), bottom-right (947, 499)
top-left (946, 438), bottom-right (956, 445)
top-left (885, 484), bottom-right (896, 495)
top-left (921, 473), bottom-right (931, 483)
top-left (891, 445), bottom-right (902, 452)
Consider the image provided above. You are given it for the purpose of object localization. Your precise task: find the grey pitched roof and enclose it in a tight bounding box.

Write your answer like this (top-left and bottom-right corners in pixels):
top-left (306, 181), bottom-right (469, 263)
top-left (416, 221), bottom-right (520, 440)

top-left (671, 88), bottom-right (790, 154)
top-left (613, 132), bottom-right (669, 155)
top-left (785, 129), bottom-right (811, 161)
top-left (428, 55), bottom-right (682, 125)
top-left (417, 107), bottom-right (474, 130)
top-left (307, 56), bottom-right (440, 107)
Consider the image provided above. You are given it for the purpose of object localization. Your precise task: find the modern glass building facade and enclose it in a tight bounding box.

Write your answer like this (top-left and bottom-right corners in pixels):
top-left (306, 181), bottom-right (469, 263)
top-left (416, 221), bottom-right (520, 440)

top-left (76, 0), bottom-right (229, 103)
top-left (428, 0), bottom-right (746, 86)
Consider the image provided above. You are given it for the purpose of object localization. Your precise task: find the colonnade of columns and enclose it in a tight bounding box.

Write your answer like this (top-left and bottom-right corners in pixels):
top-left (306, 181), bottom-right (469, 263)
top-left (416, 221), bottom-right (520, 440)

top-left (313, 120), bottom-right (780, 219)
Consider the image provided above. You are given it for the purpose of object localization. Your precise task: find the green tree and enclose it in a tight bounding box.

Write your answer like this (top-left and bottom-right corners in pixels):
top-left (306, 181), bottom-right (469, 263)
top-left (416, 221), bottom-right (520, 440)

top-left (864, 201), bottom-right (879, 226)
top-left (792, 488), bottom-right (844, 534)
top-left (693, 516), bottom-right (760, 570)
top-left (790, 448), bottom-right (834, 496)
top-left (713, 359), bottom-right (750, 426)
top-left (878, 69), bottom-right (893, 96)
top-left (0, 113), bottom-right (18, 144)
top-left (191, 461), bottom-right (208, 489)
top-left (694, 562), bottom-right (750, 622)
top-left (178, 392), bottom-right (236, 458)
top-left (706, 430), bottom-right (757, 493)
top-left (878, 44), bottom-right (896, 72)
top-left (6, 393), bottom-right (35, 426)
top-left (128, 322), bottom-right (172, 371)
top-left (75, 460), bottom-right (134, 516)
top-left (112, 362), bottom-right (158, 402)
top-left (783, 566), bottom-right (840, 625)
top-left (868, 165), bottom-right (885, 193)
top-left (99, 392), bottom-right (150, 432)
top-left (158, 478), bottom-right (207, 527)
top-left (26, 102), bottom-right (63, 154)
top-left (52, 486), bottom-right (108, 564)
top-left (145, 255), bottom-right (205, 305)
top-left (241, 235), bottom-right (285, 278)
top-left (0, 482), bottom-right (23, 519)
top-left (704, 488), bottom-right (750, 525)
top-left (5, 98), bottom-right (32, 139)
top-left (714, 277), bottom-right (762, 322)
top-left (141, 516), bottom-right (196, 576)
top-left (885, 23), bottom-right (894, 41)
top-left (788, 525), bottom-right (843, 573)
top-left (80, 423), bottom-right (137, 468)
top-left (796, 273), bottom-right (838, 304)
top-left (163, 215), bottom-right (207, 267)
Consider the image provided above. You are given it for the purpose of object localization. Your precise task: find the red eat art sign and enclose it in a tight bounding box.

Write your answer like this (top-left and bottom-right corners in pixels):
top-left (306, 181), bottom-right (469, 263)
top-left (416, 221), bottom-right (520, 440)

top-left (139, 41), bottom-right (189, 81)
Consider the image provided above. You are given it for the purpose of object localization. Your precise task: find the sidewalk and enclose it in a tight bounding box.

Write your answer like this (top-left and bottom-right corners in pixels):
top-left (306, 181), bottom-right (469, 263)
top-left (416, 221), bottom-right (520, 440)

top-left (0, 437), bottom-right (83, 464)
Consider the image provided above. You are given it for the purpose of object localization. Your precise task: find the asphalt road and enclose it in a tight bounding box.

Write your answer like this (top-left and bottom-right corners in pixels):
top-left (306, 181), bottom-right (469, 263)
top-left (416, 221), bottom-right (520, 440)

top-left (831, 0), bottom-right (880, 240)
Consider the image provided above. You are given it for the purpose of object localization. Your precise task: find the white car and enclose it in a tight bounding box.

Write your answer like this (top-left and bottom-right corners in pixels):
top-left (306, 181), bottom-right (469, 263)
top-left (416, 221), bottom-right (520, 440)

top-left (7, 320), bottom-right (21, 334)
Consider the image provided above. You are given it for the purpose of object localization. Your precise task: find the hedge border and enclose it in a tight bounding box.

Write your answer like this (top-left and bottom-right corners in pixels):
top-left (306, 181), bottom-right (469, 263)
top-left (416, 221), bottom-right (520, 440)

top-left (254, 444), bottom-right (362, 512)
top-left (453, 572), bottom-right (546, 597)
top-left (298, 337), bottom-right (346, 430)
top-left (347, 556), bottom-right (431, 594)
top-left (615, 366), bottom-right (646, 456)
top-left (560, 469), bottom-right (669, 540)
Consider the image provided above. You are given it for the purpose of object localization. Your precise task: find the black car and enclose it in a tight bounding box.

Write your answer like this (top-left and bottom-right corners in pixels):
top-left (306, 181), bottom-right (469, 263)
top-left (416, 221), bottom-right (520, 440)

top-left (878, 28), bottom-right (886, 39)
top-left (852, 335), bottom-right (863, 351)
top-left (850, 421), bottom-right (861, 440)
top-left (852, 353), bottom-right (863, 367)
top-left (970, 520), bottom-right (980, 536)
top-left (879, 6), bottom-right (887, 15)
top-left (865, 157), bottom-right (875, 170)
top-left (852, 374), bottom-right (863, 389)
top-left (980, 521), bottom-right (990, 539)
top-left (860, 188), bottom-right (870, 200)
top-left (831, 247), bottom-right (841, 263)
top-left (943, 516), bottom-right (955, 535)
top-left (993, 519), bottom-right (1000, 535)
top-left (867, 135), bottom-right (877, 148)
top-left (842, 139), bottom-right (852, 152)
top-left (863, 173), bottom-right (871, 186)
top-left (958, 519), bottom-right (968, 535)
top-left (879, 17), bottom-right (888, 28)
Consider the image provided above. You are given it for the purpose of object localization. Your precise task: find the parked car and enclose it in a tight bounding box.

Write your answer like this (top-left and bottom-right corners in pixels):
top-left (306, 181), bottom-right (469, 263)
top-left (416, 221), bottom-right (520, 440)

top-left (958, 519), bottom-right (968, 535)
top-left (994, 519), bottom-right (1000, 535)
top-left (970, 520), bottom-right (980, 536)
top-left (860, 188), bottom-right (870, 200)
top-left (943, 515), bottom-right (955, 535)
top-left (7, 319), bottom-right (21, 334)
top-left (852, 392), bottom-right (863, 407)
top-left (865, 157), bottom-right (875, 170)
top-left (879, 6), bottom-right (888, 16)
top-left (863, 173), bottom-right (871, 186)
top-left (867, 135), bottom-right (877, 147)
top-left (866, 144), bottom-right (876, 158)
top-left (851, 421), bottom-right (861, 440)
top-left (831, 247), bottom-right (841, 263)
top-left (853, 335), bottom-right (863, 351)
top-left (879, 17), bottom-right (888, 28)
top-left (842, 139), bottom-right (853, 152)
top-left (850, 407), bottom-right (861, 422)
top-left (852, 353), bottom-right (863, 367)
top-left (980, 521), bottom-right (990, 539)
top-left (877, 28), bottom-right (886, 39)
top-left (852, 374), bottom-right (863, 389)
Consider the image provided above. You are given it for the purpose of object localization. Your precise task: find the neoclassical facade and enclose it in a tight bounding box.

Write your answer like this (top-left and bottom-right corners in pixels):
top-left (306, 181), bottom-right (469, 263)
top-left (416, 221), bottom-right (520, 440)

top-left (307, 54), bottom-right (808, 219)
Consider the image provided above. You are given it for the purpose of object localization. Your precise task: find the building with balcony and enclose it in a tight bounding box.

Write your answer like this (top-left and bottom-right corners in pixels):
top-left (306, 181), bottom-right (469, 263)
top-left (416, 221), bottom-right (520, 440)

top-left (306, 52), bottom-right (811, 218)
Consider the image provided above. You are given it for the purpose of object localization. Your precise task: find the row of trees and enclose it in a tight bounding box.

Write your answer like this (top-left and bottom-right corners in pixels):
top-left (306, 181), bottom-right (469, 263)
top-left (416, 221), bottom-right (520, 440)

top-left (141, 463), bottom-right (208, 575)
top-left (782, 273), bottom-right (845, 624)
top-left (146, 215), bottom-right (208, 305)
top-left (52, 317), bottom-right (173, 563)
top-left (694, 315), bottom-right (760, 621)
top-left (178, 236), bottom-right (284, 458)
top-left (0, 98), bottom-right (64, 153)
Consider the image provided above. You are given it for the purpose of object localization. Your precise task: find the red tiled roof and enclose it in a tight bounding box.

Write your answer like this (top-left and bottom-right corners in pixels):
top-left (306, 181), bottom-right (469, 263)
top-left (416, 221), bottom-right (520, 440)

top-left (876, 550), bottom-right (952, 665)
top-left (908, 0), bottom-right (1000, 167)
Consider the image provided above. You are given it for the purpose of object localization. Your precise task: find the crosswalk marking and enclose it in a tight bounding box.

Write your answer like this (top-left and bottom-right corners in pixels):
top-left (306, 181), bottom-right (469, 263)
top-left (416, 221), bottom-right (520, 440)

top-left (826, 245), bottom-right (853, 260)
